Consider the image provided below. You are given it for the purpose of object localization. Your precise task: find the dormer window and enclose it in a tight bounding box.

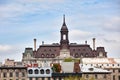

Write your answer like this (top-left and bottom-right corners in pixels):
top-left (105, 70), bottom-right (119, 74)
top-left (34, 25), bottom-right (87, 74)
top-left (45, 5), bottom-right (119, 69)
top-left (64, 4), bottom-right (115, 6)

top-left (46, 54), bottom-right (49, 58)
top-left (41, 54), bottom-right (44, 58)
top-left (75, 53), bottom-right (79, 58)
top-left (99, 52), bottom-right (103, 57)
top-left (51, 54), bottom-right (55, 58)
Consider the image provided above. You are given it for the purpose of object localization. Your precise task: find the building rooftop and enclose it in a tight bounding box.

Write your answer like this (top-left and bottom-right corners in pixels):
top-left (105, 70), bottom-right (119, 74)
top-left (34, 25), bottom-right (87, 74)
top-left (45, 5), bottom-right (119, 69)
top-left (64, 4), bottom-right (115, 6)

top-left (80, 64), bottom-right (111, 73)
top-left (82, 58), bottom-right (120, 64)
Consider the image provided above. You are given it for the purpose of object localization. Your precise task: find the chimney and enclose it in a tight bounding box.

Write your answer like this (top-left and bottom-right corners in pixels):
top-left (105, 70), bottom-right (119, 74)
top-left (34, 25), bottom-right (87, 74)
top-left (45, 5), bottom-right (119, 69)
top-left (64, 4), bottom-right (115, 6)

top-left (34, 38), bottom-right (36, 51)
top-left (93, 38), bottom-right (95, 50)
top-left (85, 41), bottom-right (87, 44)
top-left (42, 41), bottom-right (44, 45)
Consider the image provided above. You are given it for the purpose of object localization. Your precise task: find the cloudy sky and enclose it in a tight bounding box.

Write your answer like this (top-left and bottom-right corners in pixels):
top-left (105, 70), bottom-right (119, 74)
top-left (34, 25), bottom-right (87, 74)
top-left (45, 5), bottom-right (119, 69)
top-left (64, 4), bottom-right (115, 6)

top-left (0, 0), bottom-right (120, 62)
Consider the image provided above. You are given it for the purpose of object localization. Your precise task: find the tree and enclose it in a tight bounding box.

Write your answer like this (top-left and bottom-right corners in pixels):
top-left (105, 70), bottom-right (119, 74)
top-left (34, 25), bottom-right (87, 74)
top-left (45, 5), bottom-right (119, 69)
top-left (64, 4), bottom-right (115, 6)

top-left (52, 63), bottom-right (61, 72)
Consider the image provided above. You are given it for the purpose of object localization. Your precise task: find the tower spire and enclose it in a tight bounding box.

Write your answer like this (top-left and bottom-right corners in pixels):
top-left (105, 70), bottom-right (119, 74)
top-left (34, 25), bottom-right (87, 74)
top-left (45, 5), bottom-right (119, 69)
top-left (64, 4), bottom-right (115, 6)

top-left (63, 14), bottom-right (66, 26)
top-left (63, 14), bottom-right (65, 23)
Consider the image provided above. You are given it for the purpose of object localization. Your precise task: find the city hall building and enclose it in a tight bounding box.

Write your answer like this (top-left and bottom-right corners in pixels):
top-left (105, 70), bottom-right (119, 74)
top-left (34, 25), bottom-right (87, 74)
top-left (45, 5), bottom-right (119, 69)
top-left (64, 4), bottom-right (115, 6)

top-left (22, 15), bottom-right (107, 66)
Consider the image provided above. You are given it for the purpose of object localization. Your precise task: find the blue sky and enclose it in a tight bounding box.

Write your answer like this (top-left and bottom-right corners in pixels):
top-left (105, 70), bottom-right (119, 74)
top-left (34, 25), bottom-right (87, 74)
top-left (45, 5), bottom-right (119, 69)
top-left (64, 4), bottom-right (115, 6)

top-left (0, 0), bottom-right (120, 62)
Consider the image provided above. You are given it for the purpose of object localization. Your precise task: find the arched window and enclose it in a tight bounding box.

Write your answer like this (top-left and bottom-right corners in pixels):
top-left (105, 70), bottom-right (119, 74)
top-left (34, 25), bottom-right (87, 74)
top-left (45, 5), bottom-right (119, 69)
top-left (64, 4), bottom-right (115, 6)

top-left (41, 54), bottom-right (45, 58)
top-left (40, 69), bottom-right (44, 74)
top-left (46, 69), bottom-right (50, 74)
top-left (34, 69), bottom-right (39, 74)
top-left (85, 53), bottom-right (88, 57)
top-left (63, 34), bottom-right (66, 40)
top-left (51, 54), bottom-right (55, 58)
top-left (28, 69), bottom-right (33, 74)
top-left (80, 53), bottom-right (83, 57)
top-left (75, 53), bottom-right (79, 58)
top-left (46, 54), bottom-right (49, 58)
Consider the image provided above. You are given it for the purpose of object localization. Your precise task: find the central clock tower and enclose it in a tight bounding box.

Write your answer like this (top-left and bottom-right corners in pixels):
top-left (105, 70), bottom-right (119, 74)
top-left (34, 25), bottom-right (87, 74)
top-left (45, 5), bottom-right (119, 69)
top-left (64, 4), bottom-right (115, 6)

top-left (60, 15), bottom-right (69, 49)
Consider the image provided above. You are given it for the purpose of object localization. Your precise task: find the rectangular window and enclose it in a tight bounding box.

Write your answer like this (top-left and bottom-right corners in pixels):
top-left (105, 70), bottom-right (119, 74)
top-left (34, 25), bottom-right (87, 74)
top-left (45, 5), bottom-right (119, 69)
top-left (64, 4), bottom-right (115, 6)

top-left (86, 74), bottom-right (89, 78)
top-left (10, 72), bottom-right (13, 77)
top-left (95, 74), bottom-right (97, 79)
top-left (35, 78), bottom-right (38, 80)
top-left (22, 72), bottom-right (25, 77)
top-left (104, 74), bottom-right (106, 78)
top-left (42, 77), bottom-right (45, 80)
top-left (113, 75), bottom-right (115, 80)
top-left (3, 72), bottom-right (7, 77)
top-left (113, 69), bottom-right (115, 73)
top-left (16, 72), bottom-right (19, 77)
top-left (119, 69), bottom-right (120, 73)
top-left (118, 76), bottom-right (120, 80)
top-left (29, 78), bottom-right (32, 80)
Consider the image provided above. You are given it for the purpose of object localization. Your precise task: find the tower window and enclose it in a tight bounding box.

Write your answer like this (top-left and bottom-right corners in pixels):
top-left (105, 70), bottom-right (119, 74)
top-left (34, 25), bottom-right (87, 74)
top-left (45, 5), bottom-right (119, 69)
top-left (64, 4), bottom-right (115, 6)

top-left (63, 35), bottom-right (66, 40)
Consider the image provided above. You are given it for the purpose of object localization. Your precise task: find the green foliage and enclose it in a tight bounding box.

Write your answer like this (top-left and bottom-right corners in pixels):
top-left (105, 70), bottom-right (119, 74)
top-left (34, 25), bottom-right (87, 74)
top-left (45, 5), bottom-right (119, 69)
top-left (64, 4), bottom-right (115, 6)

top-left (64, 57), bottom-right (73, 62)
top-left (74, 58), bottom-right (80, 63)
top-left (52, 63), bottom-right (61, 72)
top-left (64, 57), bottom-right (80, 62)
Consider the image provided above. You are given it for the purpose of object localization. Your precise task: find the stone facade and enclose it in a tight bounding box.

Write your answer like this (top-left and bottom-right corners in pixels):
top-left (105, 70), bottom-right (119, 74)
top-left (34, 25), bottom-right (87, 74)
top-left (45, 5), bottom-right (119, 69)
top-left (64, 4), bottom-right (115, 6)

top-left (81, 58), bottom-right (120, 80)
top-left (0, 67), bottom-right (28, 80)
top-left (4, 59), bottom-right (14, 67)
top-left (82, 73), bottom-right (111, 80)
top-left (106, 68), bottom-right (120, 80)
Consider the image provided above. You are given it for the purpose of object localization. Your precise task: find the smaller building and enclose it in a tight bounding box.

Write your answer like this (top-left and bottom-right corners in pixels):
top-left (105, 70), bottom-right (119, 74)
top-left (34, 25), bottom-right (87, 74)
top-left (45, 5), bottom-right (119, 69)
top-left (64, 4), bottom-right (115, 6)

top-left (4, 58), bottom-right (14, 67)
top-left (80, 64), bottom-right (111, 80)
top-left (0, 67), bottom-right (27, 80)
top-left (3, 58), bottom-right (24, 67)
top-left (81, 58), bottom-right (120, 80)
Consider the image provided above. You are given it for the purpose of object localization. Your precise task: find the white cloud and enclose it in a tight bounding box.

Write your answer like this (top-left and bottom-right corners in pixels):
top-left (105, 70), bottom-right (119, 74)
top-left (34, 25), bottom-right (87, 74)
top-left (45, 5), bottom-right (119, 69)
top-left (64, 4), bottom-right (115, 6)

top-left (103, 17), bottom-right (120, 32)
top-left (69, 30), bottom-right (93, 42)
top-left (0, 45), bottom-right (12, 51)
top-left (0, 0), bottom-right (65, 21)
top-left (0, 44), bottom-right (27, 63)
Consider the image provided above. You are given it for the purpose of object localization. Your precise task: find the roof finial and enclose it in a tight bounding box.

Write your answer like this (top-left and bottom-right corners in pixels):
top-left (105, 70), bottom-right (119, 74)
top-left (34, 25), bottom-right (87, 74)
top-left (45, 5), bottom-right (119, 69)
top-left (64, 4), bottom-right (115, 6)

top-left (63, 14), bottom-right (65, 23)
top-left (63, 14), bottom-right (66, 26)
top-left (61, 14), bottom-right (68, 30)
